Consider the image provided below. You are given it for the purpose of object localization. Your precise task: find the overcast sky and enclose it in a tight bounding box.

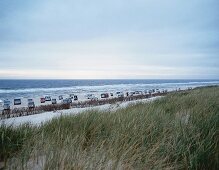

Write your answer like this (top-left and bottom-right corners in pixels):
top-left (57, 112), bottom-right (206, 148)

top-left (0, 0), bottom-right (218, 79)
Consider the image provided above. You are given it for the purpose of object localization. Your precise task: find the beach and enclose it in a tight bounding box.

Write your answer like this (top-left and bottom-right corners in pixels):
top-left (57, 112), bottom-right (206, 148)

top-left (1, 80), bottom-right (219, 123)
top-left (0, 96), bottom-right (161, 126)
top-left (1, 79), bottom-right (218, 110)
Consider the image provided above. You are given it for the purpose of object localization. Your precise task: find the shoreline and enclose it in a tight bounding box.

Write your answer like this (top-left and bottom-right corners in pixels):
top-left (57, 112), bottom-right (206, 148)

top-left (1, 80), bottom-right (218, 109)
top-left (1, 85), bottom-right (218, 124)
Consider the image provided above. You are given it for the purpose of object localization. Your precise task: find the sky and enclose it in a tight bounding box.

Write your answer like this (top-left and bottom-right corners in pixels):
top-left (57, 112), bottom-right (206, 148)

top-left (0, 0), bottom-right (218, 79)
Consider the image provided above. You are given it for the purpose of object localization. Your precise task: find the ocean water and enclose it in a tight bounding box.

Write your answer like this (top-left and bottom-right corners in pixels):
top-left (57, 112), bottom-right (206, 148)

top-left (0, 79), bottom-right (219, 104)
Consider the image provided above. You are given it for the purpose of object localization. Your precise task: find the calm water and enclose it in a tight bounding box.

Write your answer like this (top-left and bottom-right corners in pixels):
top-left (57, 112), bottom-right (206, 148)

top-left (0, 79), bottom-right (219, 101)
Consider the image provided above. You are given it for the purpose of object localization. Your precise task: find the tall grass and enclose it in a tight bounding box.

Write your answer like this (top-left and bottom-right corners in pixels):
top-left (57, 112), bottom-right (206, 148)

top-left (1, 86), bottom-right (219, 169)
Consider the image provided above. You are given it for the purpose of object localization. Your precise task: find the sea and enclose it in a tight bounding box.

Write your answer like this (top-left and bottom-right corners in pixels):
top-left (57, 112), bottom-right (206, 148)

top-left (0, 79), bottom-right (219, 100)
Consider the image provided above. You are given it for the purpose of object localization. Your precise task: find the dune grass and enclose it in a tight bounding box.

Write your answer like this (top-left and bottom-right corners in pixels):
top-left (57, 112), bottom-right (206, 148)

top-left (1, 86), bottom-right (219, 169)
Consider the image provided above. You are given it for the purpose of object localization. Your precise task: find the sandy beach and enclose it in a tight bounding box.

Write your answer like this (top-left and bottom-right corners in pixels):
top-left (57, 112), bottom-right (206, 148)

top-left (0, 85), bottom-right (195, 110)
top-left (0, 96), bottom-right (161, 127)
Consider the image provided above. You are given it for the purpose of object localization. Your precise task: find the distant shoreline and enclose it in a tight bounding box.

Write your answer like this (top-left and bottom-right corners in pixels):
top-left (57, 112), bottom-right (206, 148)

top-left (1, 85), bottom-right (218, 121)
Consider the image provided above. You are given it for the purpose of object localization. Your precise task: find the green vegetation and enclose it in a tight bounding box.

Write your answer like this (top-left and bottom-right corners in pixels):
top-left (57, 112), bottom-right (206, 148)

top-left (1, 86), bottom-right (219, 169)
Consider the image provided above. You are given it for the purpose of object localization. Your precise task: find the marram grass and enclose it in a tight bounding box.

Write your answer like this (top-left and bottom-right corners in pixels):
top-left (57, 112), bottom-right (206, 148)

top-left (1, 86), bottom-right (219, 169)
